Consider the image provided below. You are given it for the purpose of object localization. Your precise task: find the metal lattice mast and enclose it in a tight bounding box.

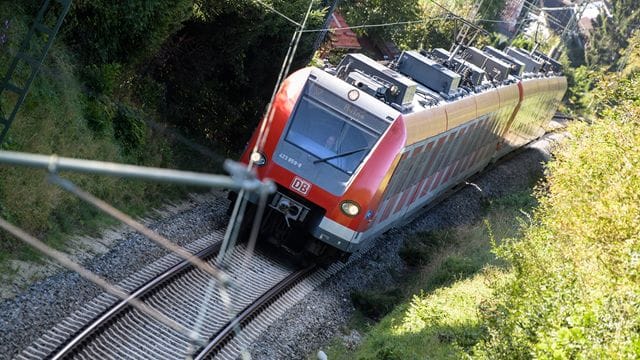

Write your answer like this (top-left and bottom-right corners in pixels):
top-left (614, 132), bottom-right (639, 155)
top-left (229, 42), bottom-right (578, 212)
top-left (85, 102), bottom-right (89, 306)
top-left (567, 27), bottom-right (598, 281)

top-left (0, 0), bottom-right (72, 145)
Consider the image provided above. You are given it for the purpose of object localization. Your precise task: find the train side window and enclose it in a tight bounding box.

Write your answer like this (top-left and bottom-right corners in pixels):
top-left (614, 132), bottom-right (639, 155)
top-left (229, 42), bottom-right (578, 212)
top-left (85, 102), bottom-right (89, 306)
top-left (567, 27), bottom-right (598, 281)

top-left (383, 152), bottom-right (412, 201)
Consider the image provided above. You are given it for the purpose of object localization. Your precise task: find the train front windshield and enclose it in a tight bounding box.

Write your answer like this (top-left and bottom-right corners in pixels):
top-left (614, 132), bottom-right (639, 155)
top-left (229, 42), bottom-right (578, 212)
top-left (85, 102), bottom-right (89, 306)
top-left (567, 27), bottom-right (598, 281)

top-left (285, 96), bottom-right (378, 175)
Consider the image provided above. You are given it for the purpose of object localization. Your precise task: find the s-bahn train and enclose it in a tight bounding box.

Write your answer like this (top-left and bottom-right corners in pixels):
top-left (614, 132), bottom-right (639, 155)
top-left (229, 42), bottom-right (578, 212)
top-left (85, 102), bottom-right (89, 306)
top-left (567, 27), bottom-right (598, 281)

top-left (233, 45), bottom-right (567, 262)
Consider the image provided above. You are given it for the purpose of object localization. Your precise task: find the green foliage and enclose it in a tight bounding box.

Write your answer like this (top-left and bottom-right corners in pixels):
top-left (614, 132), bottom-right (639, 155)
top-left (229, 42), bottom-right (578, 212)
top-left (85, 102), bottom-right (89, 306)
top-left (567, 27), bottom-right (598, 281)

top-left (340, 0), bottom-right (419, 41)
top-left (326, 189), bottom-right (535, 360)
top-left (340, 0), bottom-right (453, 51)
top-left (510, 35), bottom-right (534, 51)
top-left (152, 1), bottom-right (325, 152)
top-left (340, 0), bottom-right (504, 50)
top-left (563, 65), bottom-right (599, 114)
top-left (480, 55), bottom-right (640, 359)
top-left (619, 31), bottom-right (640, 76)
top-left (83, 95), bottom-right (116, 135)
top-left (63, 0), bottom-right (193, 65)
top-left (399, 230), bottom-right (454, 267)
top-left (82, 63), bottom-right (123, 95)
top-left (113, 105), bottom-right (148, 154)
top-left (400, 16), bottom-right (457, 51)
top-left (0, 0), bottom-right (331, 267)
top-left (0, 3), bottom-right (186, 267)
top-left (331, 270), bottom-right (497, 360)
top-left (365, 343), bottom-right (403, 360)
top-left (429, 255), bottom-right (481, 287)
top-left (325, 48), bottom-right (351, 67)
top-left (351, 288), bottom-right (403, 320)
top-left (585, 0), bottom-right (640, 68)
top-left (475, 0), bottom-right (507, 32)
top-left (487, 191), bottom-right (537, 217)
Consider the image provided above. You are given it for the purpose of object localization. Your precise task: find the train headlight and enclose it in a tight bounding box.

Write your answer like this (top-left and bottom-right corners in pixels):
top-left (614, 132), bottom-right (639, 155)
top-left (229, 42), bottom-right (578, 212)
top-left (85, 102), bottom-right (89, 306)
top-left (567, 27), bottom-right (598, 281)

top-left (340, 200), bottom-right (360, 217)
top-left (250, 151), bottom-right (267, 166)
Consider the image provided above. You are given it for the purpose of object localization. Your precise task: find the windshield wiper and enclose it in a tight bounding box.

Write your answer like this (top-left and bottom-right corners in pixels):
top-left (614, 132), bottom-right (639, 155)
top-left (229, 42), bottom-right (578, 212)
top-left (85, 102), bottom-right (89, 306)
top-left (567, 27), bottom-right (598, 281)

top-left (313, 147), bottom-right (369, 165)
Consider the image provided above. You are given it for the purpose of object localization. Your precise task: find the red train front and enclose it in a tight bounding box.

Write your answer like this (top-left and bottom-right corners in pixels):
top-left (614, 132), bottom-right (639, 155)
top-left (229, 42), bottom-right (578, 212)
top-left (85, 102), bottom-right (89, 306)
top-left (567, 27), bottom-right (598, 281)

top-left (237, 66), bottom-right (405, 261)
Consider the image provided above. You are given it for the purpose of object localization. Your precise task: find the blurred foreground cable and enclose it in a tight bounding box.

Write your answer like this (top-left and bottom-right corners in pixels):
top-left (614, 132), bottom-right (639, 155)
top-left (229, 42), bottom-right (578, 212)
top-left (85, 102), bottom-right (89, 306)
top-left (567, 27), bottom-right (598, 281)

top-left (48, 174), bottom-right (230, 285)
top-left (0, 217), bottom-right (206, 344)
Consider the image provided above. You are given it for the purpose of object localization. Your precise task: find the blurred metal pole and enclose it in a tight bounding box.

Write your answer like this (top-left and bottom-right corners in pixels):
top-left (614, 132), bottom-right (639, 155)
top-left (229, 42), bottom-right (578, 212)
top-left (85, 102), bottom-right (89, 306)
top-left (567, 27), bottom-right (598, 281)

top-left (0, 150), bottom-right (274, 192)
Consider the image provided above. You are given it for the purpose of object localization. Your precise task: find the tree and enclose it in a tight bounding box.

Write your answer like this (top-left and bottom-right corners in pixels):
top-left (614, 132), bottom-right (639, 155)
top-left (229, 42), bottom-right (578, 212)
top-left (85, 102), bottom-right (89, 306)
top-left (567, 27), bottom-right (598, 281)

top-left (152, 0), bottom-right (325, 152)
top-left (585, 0), bottom-right (640, 68)
top-left (63, 0), bottom-right (194, 65)
top-left (340, 0), bottom-right (420, 43)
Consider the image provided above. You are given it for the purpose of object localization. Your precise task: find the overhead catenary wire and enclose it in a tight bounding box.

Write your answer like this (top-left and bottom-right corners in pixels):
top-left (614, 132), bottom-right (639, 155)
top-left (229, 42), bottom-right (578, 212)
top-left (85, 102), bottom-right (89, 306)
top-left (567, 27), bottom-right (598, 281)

top-left (0, 150), bottom-right (268, 191)
top-left (1, 1), bottom-right (566, 356)
top-left (300, 17), bottom-right (452, 33)
top-left (219, 0), bottom-right (316, 280)
top-left (251, 0), bottom-right (302, 27)
top-left (300, 4), bottom-right (541, 36)
top-left (506, 0), bottom-right (564, 47)
top-left (425, 0), bottom-right (490, 36)
top-left (301, 16), bottom-right (537, 34)
top-left (0, 42), bottom-right (231, 165)
top-left (521, 0), bottom-right (569, 30)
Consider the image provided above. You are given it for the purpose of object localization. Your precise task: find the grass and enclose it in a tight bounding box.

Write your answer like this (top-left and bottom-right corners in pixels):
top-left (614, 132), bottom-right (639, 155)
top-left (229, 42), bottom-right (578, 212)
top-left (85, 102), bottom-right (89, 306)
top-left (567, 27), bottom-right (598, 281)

top-left (322, 190), bottom-right (537, 360)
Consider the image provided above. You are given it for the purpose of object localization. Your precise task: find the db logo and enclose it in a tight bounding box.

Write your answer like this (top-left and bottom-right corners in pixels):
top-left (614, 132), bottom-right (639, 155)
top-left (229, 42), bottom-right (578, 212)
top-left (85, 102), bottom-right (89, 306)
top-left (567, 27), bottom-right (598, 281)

top-left (290, 177), bottom-right (311, 196)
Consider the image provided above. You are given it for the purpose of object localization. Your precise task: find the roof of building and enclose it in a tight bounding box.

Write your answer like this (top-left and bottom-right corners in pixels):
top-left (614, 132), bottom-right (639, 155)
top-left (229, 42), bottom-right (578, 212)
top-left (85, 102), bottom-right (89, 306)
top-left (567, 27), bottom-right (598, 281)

top-left (328, 11), bottom-right (361, 49)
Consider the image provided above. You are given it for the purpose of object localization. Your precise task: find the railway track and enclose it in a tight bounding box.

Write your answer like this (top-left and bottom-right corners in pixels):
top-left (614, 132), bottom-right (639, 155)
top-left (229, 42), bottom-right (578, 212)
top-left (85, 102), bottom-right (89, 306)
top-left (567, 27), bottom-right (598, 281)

top-left (17, 220), bottom-right (377, 360)
top-left (16, 229), bottom-right (311, 360)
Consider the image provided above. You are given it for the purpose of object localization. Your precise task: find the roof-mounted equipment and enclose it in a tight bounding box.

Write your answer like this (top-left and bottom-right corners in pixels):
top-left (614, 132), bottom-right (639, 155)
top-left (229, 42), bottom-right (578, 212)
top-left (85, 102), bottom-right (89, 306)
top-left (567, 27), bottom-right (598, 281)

top-left (532, 50), bottom-right (563, 73)
top-left (337, 54), bottom-right (417, 108)
top-left (483, 46), bottom-right (525, 77)
top-left (460, 47), bottom-right (511, 82)
top-left (430, 48), bottom-right (486, 87)
top-left (505, 47), bottom-right (544, 73)
top-left (396, 50), bottom-right (461, 96)
top-left (345, 70), bottom-right (400, 103)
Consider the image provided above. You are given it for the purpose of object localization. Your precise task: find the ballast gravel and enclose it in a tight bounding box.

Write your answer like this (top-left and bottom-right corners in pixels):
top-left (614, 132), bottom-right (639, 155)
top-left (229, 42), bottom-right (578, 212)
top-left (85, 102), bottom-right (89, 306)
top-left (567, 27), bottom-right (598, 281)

top-left (0, 131), bottom-right (566, 360)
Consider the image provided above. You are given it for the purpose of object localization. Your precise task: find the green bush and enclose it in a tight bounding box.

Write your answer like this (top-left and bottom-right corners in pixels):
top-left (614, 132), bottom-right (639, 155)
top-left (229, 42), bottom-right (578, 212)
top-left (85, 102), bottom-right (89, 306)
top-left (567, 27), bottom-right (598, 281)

top-left (429, 256), bottom-right (480, 287)
top-left (480, 66), bottom-right (640, 358)
top-left (82, 63), bottom-right (123, 95)
top-left (113, 105), bottom-right (147, 154)
top-left (152, 1), bottom-right (325, 152)
top-left (63, 0), bottom-right (193, 65)
top-left (399, 230), bottom-right (454, 267)
top-left (563, 65), bottom-right (600, 114)
top-left (368, 344), bottom-right (402, 360)
top-left (83, 96), bottom-right (115, 135)
top-left (351, 288), bottom-right (402, 320)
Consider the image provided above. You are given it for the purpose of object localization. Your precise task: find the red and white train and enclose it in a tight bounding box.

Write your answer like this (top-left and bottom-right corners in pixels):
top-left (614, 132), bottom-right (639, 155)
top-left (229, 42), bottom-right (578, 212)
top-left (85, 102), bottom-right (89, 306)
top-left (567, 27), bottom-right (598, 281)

top-left (234, 45), bottom-right (566, 262)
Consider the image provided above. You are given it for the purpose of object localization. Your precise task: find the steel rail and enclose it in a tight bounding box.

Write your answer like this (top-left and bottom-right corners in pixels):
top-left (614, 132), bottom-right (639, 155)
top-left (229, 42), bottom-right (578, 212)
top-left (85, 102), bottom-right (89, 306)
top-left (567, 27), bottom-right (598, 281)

top-left (194, 264), bottom-right (317, 360)
top-left (49, 242), bottom-right (224, 359)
